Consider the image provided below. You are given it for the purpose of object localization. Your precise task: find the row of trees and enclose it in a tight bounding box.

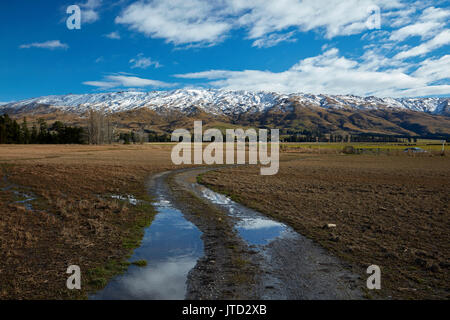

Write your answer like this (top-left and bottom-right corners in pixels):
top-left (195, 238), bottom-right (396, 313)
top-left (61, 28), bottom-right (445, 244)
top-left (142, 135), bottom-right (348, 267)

top-left (119, 131), bottom-right (171, 144)
top-left (282, 132), bottom-right (418, 143)
top-left (0, 114), bottom-right (83, 144)
top-left (5, 111), bottom-right (446, 145)
top-left (85, 110), bottom-right (171, 144)
top-left (0, 112), bottom-right (170, 145)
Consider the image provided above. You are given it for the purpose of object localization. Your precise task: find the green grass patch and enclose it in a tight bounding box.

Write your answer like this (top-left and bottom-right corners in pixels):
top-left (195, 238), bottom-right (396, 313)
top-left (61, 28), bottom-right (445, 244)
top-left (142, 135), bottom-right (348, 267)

top-left (122, 203), bottom-right (155, 249)
top-left (86, 260), bottom-right (131, 291)
top-left (131, 260), bottom-right (148, 267)
top-left (86, 192), bottom-right (157, 296)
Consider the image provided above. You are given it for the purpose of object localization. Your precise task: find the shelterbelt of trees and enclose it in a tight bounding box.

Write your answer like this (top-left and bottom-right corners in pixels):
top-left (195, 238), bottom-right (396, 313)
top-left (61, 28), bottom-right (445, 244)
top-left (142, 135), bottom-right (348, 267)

top-left (0, 114), bottom-right (84, 144)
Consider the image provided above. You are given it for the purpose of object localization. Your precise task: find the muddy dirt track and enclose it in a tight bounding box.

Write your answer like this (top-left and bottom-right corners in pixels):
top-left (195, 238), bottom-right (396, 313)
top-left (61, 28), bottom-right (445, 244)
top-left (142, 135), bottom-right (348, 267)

top-left (151, 167), bottom-right (365, 299)
top-left (200, 155), bottom-right (450, 299)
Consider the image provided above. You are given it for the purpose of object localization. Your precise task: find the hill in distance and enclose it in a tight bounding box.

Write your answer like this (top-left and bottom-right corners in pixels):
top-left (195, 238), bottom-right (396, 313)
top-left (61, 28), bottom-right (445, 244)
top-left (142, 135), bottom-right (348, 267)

top-left (1, 89), bottom-right (449, 137)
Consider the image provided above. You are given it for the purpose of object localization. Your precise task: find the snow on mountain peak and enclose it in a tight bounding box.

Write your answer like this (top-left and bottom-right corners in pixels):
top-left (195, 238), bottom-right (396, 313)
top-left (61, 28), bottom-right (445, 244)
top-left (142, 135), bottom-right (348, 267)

top-left (1, 89), bottom-right (448, 116)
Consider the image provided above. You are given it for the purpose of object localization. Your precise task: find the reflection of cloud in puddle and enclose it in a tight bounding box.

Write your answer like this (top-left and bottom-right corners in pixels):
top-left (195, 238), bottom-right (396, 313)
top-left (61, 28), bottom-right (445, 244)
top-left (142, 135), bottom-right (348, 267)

top-left (201, 189), bottom-right (230, 205)
top-left (199, 186), bottom-right (290, 245)
top-left (238, 218), bottom-right (285, 230)
top-left (91, 192), bottom-right (204, 300)
top-left (173, 221), bottom-right (196, 230)
top-left (157, 198), bottom-right (171, 207)
top-left (112, 257), bottom-right (197, 299)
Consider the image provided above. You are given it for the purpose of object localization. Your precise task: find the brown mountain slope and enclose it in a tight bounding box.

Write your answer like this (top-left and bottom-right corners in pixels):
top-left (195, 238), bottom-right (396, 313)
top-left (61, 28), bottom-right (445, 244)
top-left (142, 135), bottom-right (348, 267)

top-left (5, 104), bottom-right (450, 137)
top-left (237, 106), bottom-right (450, 136)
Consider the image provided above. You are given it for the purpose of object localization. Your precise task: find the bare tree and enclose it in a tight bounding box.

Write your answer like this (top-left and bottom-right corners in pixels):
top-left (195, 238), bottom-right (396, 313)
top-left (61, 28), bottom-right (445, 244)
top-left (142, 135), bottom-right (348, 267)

top-left (87, 110), bottom-right (115, 144)
top-left (135, 129), bottom-right (147, 144)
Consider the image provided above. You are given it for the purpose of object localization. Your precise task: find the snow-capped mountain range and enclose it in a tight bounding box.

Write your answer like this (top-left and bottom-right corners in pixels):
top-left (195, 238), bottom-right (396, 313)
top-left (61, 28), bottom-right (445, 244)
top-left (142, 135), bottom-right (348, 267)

top-left (1, 89), bottom-right (449, 116)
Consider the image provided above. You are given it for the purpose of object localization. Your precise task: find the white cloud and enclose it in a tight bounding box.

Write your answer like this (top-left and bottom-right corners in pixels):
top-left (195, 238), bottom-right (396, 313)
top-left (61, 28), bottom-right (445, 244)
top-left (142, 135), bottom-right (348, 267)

top-left (420, 6), bottom-right (450, 22)
top-left (78, 2), bottom-right (448, 98)
top-left (83, 74), bottom-right (173, 89)
top-left (129, 54), bottom-right (162, 69)
top-left (399, 85), bottom-right (450, 97)
top-left (175, 48), bottom-right (449, 97)
top-left (413, 55), bottom-right (450, 82)
top-left (116, 0), bottom-right (404, 46)
top-left (394, 29), bottom-right (450, 60)
top-left (359, 49), bottom-right (407, 72)
top-left (79, 0), bottom-right (102, 24)
top-left (252, 31), bottom-right (297, 48)
top-left (384, 7), bottom-right (416, 28)
top-left (389, 7), bottom-right (449, 42)
top-left (232, 0), bottom-right (399, 39)
top-left (19, 40), bottom-right (69, 50)
top-left (105, 31), bottom-right (121, 39)
top-left (389, 21), bottom-right (444, 42)
top-left (116, 0), bottom-right (232, 45)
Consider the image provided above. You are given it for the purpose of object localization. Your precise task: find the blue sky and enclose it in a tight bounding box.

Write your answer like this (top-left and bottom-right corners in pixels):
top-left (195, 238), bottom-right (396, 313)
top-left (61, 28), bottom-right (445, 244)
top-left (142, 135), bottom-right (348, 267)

top-left (0, 0), bottom-right (449, 102)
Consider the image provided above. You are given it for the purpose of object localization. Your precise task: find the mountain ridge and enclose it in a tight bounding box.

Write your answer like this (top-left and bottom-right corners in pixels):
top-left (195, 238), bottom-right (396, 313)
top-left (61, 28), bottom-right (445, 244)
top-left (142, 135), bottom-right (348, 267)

top-left (2, 89), bottom-right (449, 116)
top-left (1, 90), bottom-right (449, 138)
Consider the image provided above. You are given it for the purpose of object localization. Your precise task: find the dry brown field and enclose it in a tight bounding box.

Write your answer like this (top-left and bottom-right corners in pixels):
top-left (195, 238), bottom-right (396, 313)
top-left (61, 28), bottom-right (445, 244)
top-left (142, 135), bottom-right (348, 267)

top-left (1, 144), bottom-right (449, 300)
top-left (201, 153), bottom-right (450, 299)
top-left (0, 144), bottom-right (179, 299)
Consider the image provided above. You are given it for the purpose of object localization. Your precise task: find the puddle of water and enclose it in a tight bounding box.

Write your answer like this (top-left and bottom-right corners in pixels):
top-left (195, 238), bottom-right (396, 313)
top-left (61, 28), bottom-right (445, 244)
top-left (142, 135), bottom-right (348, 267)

top-left (1, 176), bottom-right (36, 211)
top-left (13, 191), bottom-right (36, 211)
top-left (199, 187), bottom-right (289, 246)
top-left (111, 194), bottom-right (140, 206)
top-left (90, 197), bottom-right (204, 300)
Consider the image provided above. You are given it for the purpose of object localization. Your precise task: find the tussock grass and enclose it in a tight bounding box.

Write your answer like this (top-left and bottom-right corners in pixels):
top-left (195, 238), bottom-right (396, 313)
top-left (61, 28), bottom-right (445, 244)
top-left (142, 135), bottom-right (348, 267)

top-left (0, 144), bottom-right (183, 299)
